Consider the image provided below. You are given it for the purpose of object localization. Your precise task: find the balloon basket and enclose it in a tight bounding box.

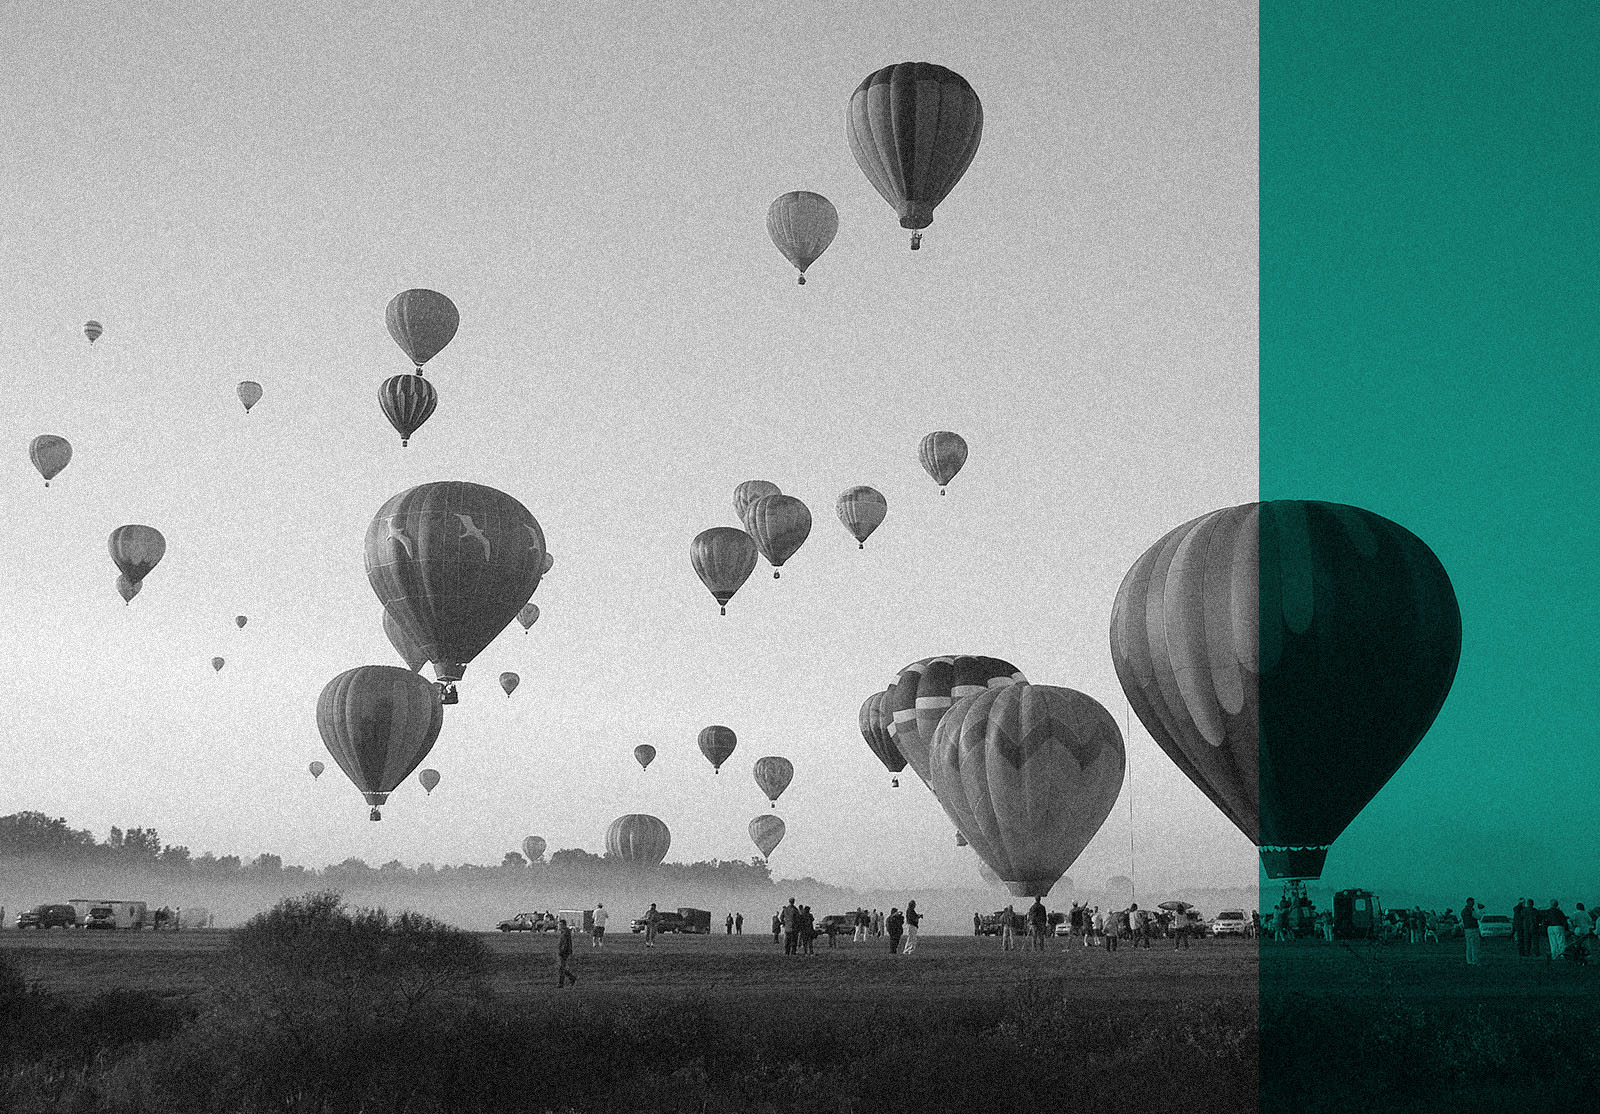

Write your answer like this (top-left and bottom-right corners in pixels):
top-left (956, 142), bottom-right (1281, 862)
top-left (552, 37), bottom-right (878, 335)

top-left (910, 232), bottom-right (923, 251)
top-left (773, 570), bottom-right (780, 579)
top-left (369, 808), bottom-right (381, 822)
top-left (797, 275), bottom-right (806, 285)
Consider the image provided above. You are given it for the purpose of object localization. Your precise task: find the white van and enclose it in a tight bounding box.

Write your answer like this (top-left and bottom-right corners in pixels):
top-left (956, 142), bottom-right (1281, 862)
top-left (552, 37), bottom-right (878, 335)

top-left (77, 900), bottom-right (149, 930)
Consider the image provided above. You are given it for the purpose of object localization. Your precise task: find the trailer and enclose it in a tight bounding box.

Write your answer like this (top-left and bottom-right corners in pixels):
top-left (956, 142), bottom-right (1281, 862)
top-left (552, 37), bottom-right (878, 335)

top-left (676, 908), bottom-right (712, 934)
top-left (72, 899), bottom-right (149, 930)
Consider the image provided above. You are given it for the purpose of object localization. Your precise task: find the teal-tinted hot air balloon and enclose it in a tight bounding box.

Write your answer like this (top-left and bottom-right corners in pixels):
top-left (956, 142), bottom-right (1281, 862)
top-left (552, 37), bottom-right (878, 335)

top-left (691, 527), bottom-right (758, 615)
top-left (919, 431), bottom-right (967, 494)
top-left (365, 482), bottom-right (546, 687)
top-left (316, 665), bottom-right (445, 821)
top-left (767, 192), bottom-right (838, 285)
top-left (606, 814), bottom-right (670, 865)
top-left (1108, 500), bottom-right (1463, 881)
top-left (753, 756), bottom-right (793, 806)
top-left (885, 655), bottom-right (1026, 787)
top-left (745, 494), bottom-right (811, 579)
top-left (29, 435), bottom-right (72, 487)
top-left (698, 725), bottom-right (737, 773)
top-left (385, 289), bottom-right (459, 374)
top-left (836, 486), bottom-right (887, 549)
top-left (749, 814), bottom-right (785, 859)
top-left (847, 62), bottom-right (983, 250)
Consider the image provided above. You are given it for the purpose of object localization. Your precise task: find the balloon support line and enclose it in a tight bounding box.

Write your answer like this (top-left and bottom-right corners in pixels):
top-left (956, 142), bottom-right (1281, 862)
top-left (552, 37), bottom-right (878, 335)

top-left (1126, 700), bottom-right (1136, 907)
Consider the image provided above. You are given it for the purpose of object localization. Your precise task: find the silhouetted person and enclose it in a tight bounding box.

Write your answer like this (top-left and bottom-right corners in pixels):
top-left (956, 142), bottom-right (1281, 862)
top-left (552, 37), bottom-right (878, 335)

top-left (781, 898), bottom-right (799, 954)
top-left (556, 920), bottom-right (578, 988)
top-left (1461, 898), bottom-right (1482, 966)
top-left (1028, 898), bottom-right (1048, 951)
top-left (887, 907), bottom-right (904, 953)
top-left (644, 903), bottom-right (660, 948)
top-left (726, 912), bottom-right (734, 935)
top-left (903, 901), bottom-right (922, 954)
top-left (735, 912), bottom-right (743, 935)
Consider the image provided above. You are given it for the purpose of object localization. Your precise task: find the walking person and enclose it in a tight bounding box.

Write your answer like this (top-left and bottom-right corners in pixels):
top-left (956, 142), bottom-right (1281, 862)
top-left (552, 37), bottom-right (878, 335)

top-left (1461, 897), bottom-right (1483, 966)
top-left (592, 902), bottom-right (609, 948)
top-left (1028, 897), bottom-right (1048, 952)
top-left (556, 919), bottom-right (579, 988)
top-left (887, 907), bottom-right (905, 953)
top-left (644, 902), bottom-right (660, 948)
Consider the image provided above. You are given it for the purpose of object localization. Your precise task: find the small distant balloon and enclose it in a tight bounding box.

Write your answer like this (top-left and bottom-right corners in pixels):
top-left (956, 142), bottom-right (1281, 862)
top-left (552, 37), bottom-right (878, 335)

top-left (29, 435), bottom-right (72, 487)
top-left (516, 602), bottom-right (540, 632)
top-left (211, 657), bottom-right (225, 672)
top-left (767, 192), bottom-right (839, 285)
top-left (634, 744), bottom-right (656, 770)
top-left (235, 615), bottom-right (248, 629)
top-left (309, 761), bottom-right (325, 779)
top-left (753, 756), bottom-right (794, 805)
top-left (542, 551), bottom-right (555, 576)
top-left (919, 431), bottom-right (968, 494)
top-left (836, 486), bottom-right (887, 549)
top-left (385, 289), bottom-right (459, 374)
top-left (237, 381), bottom-right (263, 413)
top-left (522, 835), bottom-right (547, 862)
top-left (419, 768), bottom-right (440, 794)
top-left (83, 321), bottom-right (102, 344)
top-left (499, 671), bottom-right (520, 697)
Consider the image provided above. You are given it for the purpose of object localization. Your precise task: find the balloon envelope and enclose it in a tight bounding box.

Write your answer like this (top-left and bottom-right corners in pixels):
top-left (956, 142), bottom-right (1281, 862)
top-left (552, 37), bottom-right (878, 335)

top-left (419, 768), bottom-right (440, 794)
top-left (516, 601), bottom-right (541, 631)
top-left (733, 481), bottom-right (781, 526)
top-left (836, 486), bottom-right (887, 548)
top-left (309, 761), bottom-right (325, 779)
top-left (753, 756), bottom-right (794, 805)
top-left (29, 435), bottom-right (71, 486)
top-left (690, 527), bottom-right (758, 614)
top-left (499, 672), bottom-right (520, 697)
top-left (767, 192), bottom-right (838, 283)
top-left (211, 657), bottom-right (225, 672)
top-left (84, 320), bottom-right (102, 343)
top-left (1109, 500), bottom-right (1463, 880)
top-left (315, 665), bottom-right (444, 817)
top-left (859, 689), bottom-right (906, 782)
top-left (697, 725), bottom-right (737, 773)
top-left (385, 289), bottom-right (459, 370)
top-left (919, 431), bottom-right (968, 491)
top-left (237, 381), bottom-right (263, 412)
top-left (605, 814), bottom-right (670, 865)
top-left (383, 611), bottom-right (428, 673)
top-left (634, 744), bottom-right (656, 770)
top-left (379, 373), bottom-right (438, 447)
top-left (365, 481), bottom-right (546, 683)
top-left (885, 655), bottom-right (1026, 786)
top-left (930, 683), bottom-right (1126, 899)
top-left (115, 574), bottom-right (141, 604)
top-left (846, 62), bottom-right (983, 242)
top-left (522, 835), bottom-right (547, 862)
top-left (749, 814), bottom-right (786, 858)
top-left (744, 494), bottom-right (811, 577)
top-left (235, 615), bottom-right (248, 629)
top-left (108, 525), bottom-right (166, 584)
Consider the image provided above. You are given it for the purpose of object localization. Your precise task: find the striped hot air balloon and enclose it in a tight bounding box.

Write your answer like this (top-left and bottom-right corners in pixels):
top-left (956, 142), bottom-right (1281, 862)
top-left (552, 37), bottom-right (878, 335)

top-left (846, 62), bottom-right (983, 250)
top-left (83, 320), bottom-right (103, 343)
top-left (918, 431), bottom-right (967, 494)
top-left (749, 814), bottom-right (786, 859)
top-left (379, 374), bottom-right (438, 447)
top-left (745, 494), bottom-right (811, 579)
top-left (385, 289), bottom-right (459, 374)
top-left (766, 192), bottom-right (839, 285)
top-left (697, 725), bottom-right (737, 773)
top-left (309, 761), bottom-right (325, 779)
top-left (690, 527), bottom-right (758, 615)
top-left (836, 486), bottom-right (887, 549)
top-left (28, 435), bottom-right (72, 487)
top-left (315, 665), bottom-right (445, 821)
top-left (753, 756), bottom-right (793, 806)
top-left (733, 480), bottom-right (781, 527)
top-left (884, 655), bottom-right (1026, 787)
top-left (859, 689), bottom-right (905, 786)
top-left (605, 814), bottom-right (670, 865)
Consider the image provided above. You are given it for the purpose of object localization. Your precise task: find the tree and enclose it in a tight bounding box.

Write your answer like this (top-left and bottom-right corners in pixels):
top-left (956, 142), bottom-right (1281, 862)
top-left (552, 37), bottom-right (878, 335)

top-left (501, 852), bottom-right (526, 868)
top-left (251, 853), bottom-right (284, 874)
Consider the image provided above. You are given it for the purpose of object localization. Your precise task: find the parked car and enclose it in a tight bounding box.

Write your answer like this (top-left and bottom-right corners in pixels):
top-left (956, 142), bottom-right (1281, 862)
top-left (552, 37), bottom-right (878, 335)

top-left (631, 911), bottom-right (689, 933)
top-left (1478, 913), bottom-right (1512, 939)
top-left (496, 912), bottom-right (557, 933)
top-left (1210, 910), bottom-right (1249, 937)
top-left (818, 914), bottom-right (855, 937)
top-left (16, 903), bottom-right (77, 930)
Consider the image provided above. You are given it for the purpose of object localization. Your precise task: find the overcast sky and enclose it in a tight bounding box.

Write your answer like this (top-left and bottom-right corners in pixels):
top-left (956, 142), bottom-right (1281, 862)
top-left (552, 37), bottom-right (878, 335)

top-left (0, 0), bottom-right (1260, 894)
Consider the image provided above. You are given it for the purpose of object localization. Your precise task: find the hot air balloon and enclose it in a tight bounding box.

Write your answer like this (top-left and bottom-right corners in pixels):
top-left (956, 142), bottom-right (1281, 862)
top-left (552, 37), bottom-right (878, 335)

top-left (522, 835), bottom-right (547, 862)
top-left (542, 551), bottom-right (555, 576)
top-left (750, 814), bottom-right (786, 859)
top-left (83, 321), bottom-right (102, 344)
top-left (108, 525), bottom-right (166, 585)
top-left (28, 435), bottom-right (71, 487)
top-left (115, 575), bottom-right (141, 604)
top-left (767, 192), bottom-right (838, 284)
top-left (885, 655), bottom-right (1026, 786)
top-left (733, 480), bottom-right (781, 526)
top-left (365, 481), bottom-right (546, 687)
top-left (516, 601), bottom-right (540, 632)
top-left (605, 813), bottom-right (670, 866)
top-left (500, 672), bottom-right (520, 697)
top-left (379, 374), bottom-right (438, 447)
top-left (211, 657), bottom-right (225, 672)
top-left (316, 665), bottom-right (444, 821)
top-left (235, 615), bottom-right (248, 629)
top-left (697, 725), bottom-right (737, 773)
top-left (745, 494), bottom-right (811, 579)
top-left (836, 486), bottom-right (887, 549)
top-left (753, 756), bottom-right (793, 806)
top-left (930, 683), bottom-right (1125, 899)
top-left (237, 381), bottom-right (263, 413)
top-left (383, 611), bottom-right (428, 673)
top-left (385, 289), bottom-right (459, 374)
top-left (1109, 500), bottom-right (1462, 881)
top-left (309, 760), bottom-right (325, 779)
top-left (977, 860), bottom-right (1003, 887)
top-left (859, 689), bottom-right (905, 787)
top-left (846, 62), bottom-right (983, 250)
top-left (690, 527), bottom-right (758, 615)
top-left (918, 431), bottom-right (967, 494)
top-left (419, 768), bottom-right (440, 794)
top-left (634, 744), bottom-right (656, 770)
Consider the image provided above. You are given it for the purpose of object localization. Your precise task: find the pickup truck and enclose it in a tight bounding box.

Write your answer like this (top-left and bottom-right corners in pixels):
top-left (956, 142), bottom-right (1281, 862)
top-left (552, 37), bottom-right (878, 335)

top-left (496, 912), bottom-right (558, 933)
top-left (631, 911), bottom-right (689, 934)
top-left (17, 903), bottom-right (78, 930)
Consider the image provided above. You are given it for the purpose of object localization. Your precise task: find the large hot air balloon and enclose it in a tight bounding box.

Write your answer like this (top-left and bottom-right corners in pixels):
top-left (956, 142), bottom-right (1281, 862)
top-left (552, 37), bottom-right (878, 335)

top-left (859, 689), bottom-right (906, 787)
top-left (522, 835), bottom-right (547, 862)
top-left (383, 611), bottom-right (428, 673)
top-left (309, 760), bottom-right (325, 779)
top-left (235, 615), bottom-right (248, 629)
top-left (499, 672), bottom-right (520, 697)
top-left (516, 601), bottom-right (540, 632)
top-left (605, 814), bottom-right (670, 866)
top-left (365, 482), bottom-right (546, 688)
top-left (690, 527), bottom-right (758, 615)
top-left (1109, 500), bottom-right (1462, 881)
top-left (419, 768), bottom-right (440, 794)
top-left (846, 62), bottom-right (983, 250)
top-left (753, 756), bottom-right (793, 806)
top-left (315, 665), bottom-right (445, 821)
top-left (733, 481), bottom-right (781, 526)
top-left (108, 525), bottom-right (166, 585)
top-left (930, 683), bottom-right (1125, 899)
top-left (745, 494), bottom-right (811, 579)
top-left (634, 744), bottom-right (656, 770)
top-left (749, 814), bottom-right (786, 859)
top-left (697, 725), bottom-right (737, 773)
top-left (977, 859), bottom-right (1003, 887)
top-left (237, 381), bottom-right (263, 413)
top-left (115, 575), bottom-right (141, 604)
top-left (385, 289), bottom-right (459, 374)
top-left (918, 431), bottom-right (967, 494)
top-left (83, 321), bottom-right (102, 344)
top-left (211, 657), bottom-right (225, 673)
top-left (767, 192), bottom-right (838, 285)
top-left (836, 486), bottom-right (887, 549)
top-left (28, 435), bottom-right (71, 487)
top-left (379, 374), bottom-right (438, 447)
top-left (885, 655), bottom-right (1026, 786)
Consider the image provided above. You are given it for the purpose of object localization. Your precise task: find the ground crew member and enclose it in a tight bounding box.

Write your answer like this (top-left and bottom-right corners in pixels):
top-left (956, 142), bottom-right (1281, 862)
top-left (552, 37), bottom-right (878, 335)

top-left (556, 919), bottom-right (578, 988)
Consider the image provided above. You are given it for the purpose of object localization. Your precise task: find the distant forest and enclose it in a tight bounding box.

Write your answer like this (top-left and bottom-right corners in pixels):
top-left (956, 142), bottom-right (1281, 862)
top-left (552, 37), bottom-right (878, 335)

top-left (0, 811), bottom-right (779, 891)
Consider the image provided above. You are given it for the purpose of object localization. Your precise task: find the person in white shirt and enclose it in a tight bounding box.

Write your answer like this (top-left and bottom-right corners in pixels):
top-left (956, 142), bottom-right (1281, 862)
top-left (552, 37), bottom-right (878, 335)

top-left (591, 903), bottom-right (608, 948)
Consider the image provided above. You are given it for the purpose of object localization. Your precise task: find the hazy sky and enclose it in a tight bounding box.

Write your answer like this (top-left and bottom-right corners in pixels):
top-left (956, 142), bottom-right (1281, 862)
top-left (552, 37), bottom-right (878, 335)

top-left (0, 0), bottom-right (1259, 894)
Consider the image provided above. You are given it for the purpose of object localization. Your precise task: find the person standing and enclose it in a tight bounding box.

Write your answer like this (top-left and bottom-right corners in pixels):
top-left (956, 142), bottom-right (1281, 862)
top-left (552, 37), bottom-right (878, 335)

top-left (592, 903), bottom-right (609, 948)
top-left (644, 903), bottom-right (660, 948)
top-left (735, 912), bottom-right (743, 935)
top-left (903, 901), bottom-right (922, 955)
top-left (780, 898), bottom-right (799, 955)
top-left (1461, 897), bottom-right (1482, 966)
top-left (1001, 904), bottom-right (1016, 951)
top-left (726, 912), bottom-right (734, 935)
top-left (887, 907), bottom-right (905, 953)
top-left (1546, 900), bottom-right (1570, 959)
top-left (772, 911), bottom-right (782, 944)
top-left (1511, 900), bottom-right (1531, 957)
top-left (1087, 906), bottom-right (1100, 948)
top-left (1028, 898), bottom-right (1048, 952)
top-left (556, 919), bottom-right (578, 988)
top-left (801, 905), bottom-right (816, 955)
